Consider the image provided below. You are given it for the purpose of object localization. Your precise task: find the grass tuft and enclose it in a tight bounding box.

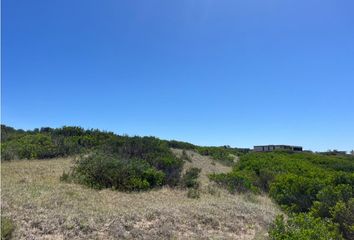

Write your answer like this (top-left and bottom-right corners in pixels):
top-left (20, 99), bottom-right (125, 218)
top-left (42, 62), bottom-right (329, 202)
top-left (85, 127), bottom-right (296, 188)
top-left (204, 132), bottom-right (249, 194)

top-left (1, 216), bottom-right (15, 240)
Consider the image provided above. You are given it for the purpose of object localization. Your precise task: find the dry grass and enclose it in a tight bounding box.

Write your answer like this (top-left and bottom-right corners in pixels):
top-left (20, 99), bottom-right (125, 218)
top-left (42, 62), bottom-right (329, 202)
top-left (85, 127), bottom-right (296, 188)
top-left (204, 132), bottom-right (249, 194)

top-left (172, 148), bottom-right (233, 189)
top-left (1, 152), bottom-right (281, 240)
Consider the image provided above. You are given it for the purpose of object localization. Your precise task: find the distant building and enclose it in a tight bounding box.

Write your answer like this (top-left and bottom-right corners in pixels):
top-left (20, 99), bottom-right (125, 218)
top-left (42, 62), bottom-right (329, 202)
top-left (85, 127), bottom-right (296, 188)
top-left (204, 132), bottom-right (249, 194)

top-left (320, 150), bottom-right (347, 155)
top-left (253, 145), bottom-right (303, 152)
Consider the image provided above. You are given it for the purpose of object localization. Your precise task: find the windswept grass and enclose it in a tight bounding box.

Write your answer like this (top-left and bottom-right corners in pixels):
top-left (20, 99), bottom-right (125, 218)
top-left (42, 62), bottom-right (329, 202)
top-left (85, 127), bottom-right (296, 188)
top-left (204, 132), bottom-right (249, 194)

top-left (2, 154), bottom-right (280, 239)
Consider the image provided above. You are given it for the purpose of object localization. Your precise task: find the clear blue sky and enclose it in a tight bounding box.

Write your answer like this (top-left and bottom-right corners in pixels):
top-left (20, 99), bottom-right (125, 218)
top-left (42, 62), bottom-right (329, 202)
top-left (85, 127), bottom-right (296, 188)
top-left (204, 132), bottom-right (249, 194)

top-left (2, 0), bottom-right (354, 151)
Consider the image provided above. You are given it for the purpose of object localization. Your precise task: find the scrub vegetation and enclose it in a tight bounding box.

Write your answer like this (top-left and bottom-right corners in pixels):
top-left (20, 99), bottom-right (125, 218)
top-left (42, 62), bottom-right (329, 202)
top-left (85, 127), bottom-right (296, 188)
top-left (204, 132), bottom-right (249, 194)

top-left (210, 151), bottom-right (354, 239)
top-left (2, 125), bottom-right (353, 239)
top-left (167, 140), bottom-right (249, 166)
top-left (1, 154), bottom-right (280, 239)
top-left (1, 125), bottom-right (183, 191)
top-left (1, 125), bottom-right (240, 191)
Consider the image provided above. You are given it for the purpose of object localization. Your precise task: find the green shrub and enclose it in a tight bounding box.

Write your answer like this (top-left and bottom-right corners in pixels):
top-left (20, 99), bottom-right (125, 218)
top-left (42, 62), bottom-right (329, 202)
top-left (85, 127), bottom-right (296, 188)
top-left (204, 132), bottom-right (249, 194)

top-left (187, 188), bottom-right (200, 199)
top-left (143, 167), bottom-right (165, 187)
top-left (1, 144), bottom-right (18, 161)
top-left (269, 174), bottom-right (323, 212)
top-left (256, 168), bottom-right (275, 192)
top-left (167, 140), bottom-right (195, 150)
top-left (209, 171), bottom-right (256, 193)
top-left (196, 146), bottom-right (235, 166)
top-left (1, 216), bottom-right (15, 240)
top-left (269, 213), bottom-right (343, 240)
top-left (181, 168), bottom-right (201, 189)
top-left (109, 136), bottom-right (184, 186)
top-left (127, 177), bottom-right (150, 190)
top-left (67, 152), bottom-right (168, 191)
top-left (149, 155), bottom-right (183, 186)
top-left (209, 151), bottom-right (354, 238)
top-left (1, 124), bottom-right (25, 142)
top-left (1, 134), bottom-right (58, 160)
top-left (311, 184), bottom-right (353, 218)
top-left (1, 125), bottom-right (117, 160)
top-left (330, 199), bottom-right (354, 239)
top-left (65, 148), bottom-right (183, 191)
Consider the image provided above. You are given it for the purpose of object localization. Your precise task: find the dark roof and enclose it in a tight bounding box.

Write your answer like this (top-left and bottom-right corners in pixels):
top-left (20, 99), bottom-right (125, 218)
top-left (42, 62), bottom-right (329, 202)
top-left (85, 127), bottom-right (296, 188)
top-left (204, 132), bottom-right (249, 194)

top-left (254, 145), bottom-right (302, 148)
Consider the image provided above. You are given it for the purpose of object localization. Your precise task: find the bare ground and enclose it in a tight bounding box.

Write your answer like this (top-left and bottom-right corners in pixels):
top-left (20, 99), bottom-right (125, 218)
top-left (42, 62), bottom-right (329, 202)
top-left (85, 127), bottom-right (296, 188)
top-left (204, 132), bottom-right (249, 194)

top-left (1, 151), bottom-right (280, 240)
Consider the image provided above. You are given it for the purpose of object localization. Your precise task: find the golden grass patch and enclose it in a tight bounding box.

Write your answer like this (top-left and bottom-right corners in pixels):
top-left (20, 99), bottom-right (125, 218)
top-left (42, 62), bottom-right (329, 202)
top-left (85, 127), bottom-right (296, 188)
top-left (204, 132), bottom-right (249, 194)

top-left (1, 154), bottom-right (280, 239)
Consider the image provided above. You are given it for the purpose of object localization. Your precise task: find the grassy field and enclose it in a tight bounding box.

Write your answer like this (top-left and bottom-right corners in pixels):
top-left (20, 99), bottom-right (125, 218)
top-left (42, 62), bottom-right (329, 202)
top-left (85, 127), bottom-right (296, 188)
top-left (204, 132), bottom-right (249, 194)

top-left (1, 151), bottom-right (280, 239)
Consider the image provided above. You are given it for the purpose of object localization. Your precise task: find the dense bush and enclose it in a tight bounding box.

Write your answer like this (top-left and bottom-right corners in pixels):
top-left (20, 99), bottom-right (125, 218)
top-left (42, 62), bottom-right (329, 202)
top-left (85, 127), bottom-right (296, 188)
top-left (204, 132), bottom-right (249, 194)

top-left (269, 213), bottom-right (343, 240)
top-left (1, 125), bottom-right (117, 161)
top-left (209, 171), bottom-right (257, 193)
top-left (61, 135), bottom-right (184, 191)
top-left (166, 140), bottom-right (195, 150)
top-left (181, 167), bottom-right (201, 189)
top-left (330, 199), bottom-right (354, 239)
top-left (64, 152), bottom-right (167, 191)
top-left (112, 136), bottom-right (184, 186)
top-left (209, 151), bottom-right (354, 239)
top-left (1, 134), bottom-right (57, 160)
top-left (311, 184), bottom-right (353, 219)
top-left (270, 174), bottom-right (323, 212)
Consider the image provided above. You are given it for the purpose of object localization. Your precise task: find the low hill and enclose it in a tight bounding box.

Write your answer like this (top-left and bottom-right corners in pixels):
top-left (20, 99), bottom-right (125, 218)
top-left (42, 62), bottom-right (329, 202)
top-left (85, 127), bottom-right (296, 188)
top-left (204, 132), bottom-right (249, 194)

top-left (2, 125), bottom-right (353, 239)
top-left (1, 153), bottom-right (280, 239)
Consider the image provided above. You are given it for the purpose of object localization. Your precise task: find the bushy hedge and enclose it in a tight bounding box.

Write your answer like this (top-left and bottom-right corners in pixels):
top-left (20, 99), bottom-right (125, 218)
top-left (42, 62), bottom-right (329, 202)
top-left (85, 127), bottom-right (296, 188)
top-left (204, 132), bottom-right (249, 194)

top-left (64, 152), bottom-right (166, 191)
top-left (1, 125), bottom-right (250, 168)
top-left (1, 125), bottom-right (116, 160)
top-left (209, 171), bottom-right (257, 193)
top-left (269, 174), bottom-right (323, 212)
top-left (269, 213), bottom-right (343, 240)
top-left (1, 134), bottom-right (57, 160)
top-left (113, 136), bottom-right (184, 186)
top-left (209, 151), bottom-right (354, 239)
top-left (61, 136), bottom-right (184, 191)
top-left (166, 140), bottom-right (196, 150)
top-left (330, 199), bottom-right (354, 239)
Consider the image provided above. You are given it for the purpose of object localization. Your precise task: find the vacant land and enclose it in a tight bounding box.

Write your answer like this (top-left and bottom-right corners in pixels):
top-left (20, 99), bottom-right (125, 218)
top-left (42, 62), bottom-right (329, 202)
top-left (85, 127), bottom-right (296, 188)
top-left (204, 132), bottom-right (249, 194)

top-left (2, 151), bottom-right (280, 240)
